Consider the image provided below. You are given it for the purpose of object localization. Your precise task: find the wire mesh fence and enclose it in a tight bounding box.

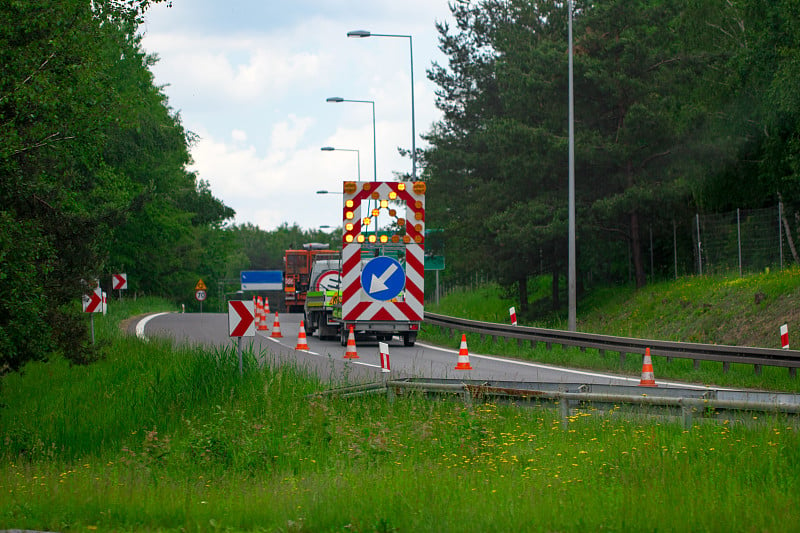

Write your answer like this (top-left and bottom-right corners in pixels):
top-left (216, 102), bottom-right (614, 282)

top-left (427, 204), bottom-right (795, 301)
top-left (694, 206), bottom-right (784, 277)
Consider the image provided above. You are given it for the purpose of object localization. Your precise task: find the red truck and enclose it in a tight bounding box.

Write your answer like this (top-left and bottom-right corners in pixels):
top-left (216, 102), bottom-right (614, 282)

top-left (283, 243), bottom-right (338, 313)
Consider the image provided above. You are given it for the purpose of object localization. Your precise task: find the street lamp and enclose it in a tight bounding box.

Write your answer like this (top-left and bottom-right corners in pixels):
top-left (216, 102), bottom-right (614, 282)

top-left (320, 146), bottom-right (361, 181)
top-left (347, 29), bottom-right (416, 180)
top-left (326, 97), bottom-right (376, 182)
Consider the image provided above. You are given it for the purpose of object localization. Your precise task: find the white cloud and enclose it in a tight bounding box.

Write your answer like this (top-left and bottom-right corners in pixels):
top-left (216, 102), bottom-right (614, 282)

top-left (141, 0), bottom-right (455, 231)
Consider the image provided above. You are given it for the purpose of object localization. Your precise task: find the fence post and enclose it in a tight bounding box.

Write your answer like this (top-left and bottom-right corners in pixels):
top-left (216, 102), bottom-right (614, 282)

top-left (696, 213), bottom-right (703, 276)
top-left (737, 208), bottom-right (742, 277)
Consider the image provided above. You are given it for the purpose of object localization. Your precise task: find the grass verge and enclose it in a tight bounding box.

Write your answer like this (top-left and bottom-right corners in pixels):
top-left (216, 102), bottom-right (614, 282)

top-left (1, 294), bottom-right (799, 531)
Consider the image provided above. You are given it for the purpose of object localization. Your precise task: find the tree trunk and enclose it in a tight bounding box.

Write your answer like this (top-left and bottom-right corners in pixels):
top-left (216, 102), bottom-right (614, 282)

top-left (518, 276), bottom-right (529, 313)
top-left (630, 210), bottom-right (647, 288)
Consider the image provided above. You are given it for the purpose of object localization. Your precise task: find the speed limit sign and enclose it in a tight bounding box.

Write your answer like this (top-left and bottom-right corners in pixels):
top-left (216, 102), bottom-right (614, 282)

top-left (195, 289), bottom-right (207, 301)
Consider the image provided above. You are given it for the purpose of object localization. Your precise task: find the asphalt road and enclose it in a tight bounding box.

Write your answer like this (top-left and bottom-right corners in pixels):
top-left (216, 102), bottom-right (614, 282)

top-left (133, 311), bottom-right (698, 388)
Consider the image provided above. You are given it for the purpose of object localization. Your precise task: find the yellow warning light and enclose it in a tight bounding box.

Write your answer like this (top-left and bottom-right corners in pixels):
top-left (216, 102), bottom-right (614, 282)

top-left (345, 199), bottom-right (354, 208)
top-left (413, 182), bottom-right (426, 195)
top-left (398, 183), bottom-right (406, 191)
top-left (380, 235), bottom-right (389, 243)
top-left (363, 217), bottom-right (371, 226)
top-left (415, 212), bottom-right (424, 220)
top-left (415, 223), bottom-right (423, 232)
top-left (345, 211), bottom-right (354, 220)
top-left (345, 223), bottom-right (354, 231)
top-left (357, 234), bottom-right (366, 243)
top-left (389, 191), bottom-right (398, 200)
top-left (391, 235), bottom-right (400, 243)
top-left (372, 208), bottom-right (380, 217)
top-left (363, 183), bottom-right (371, 191)
top-left (403, 235), bottom-right (411, 243)
top-left (345, 234), bottom-right (354, 243)
top-left (368, 234), bottom-right (377, 243)
top-left (415, 235), bottom-right (423, 243)
top-left (380, 199), bottom-right (388, 208)
top-left (415, 200), bottom-right (422, 209)
top-left (344, 182), bottom-right (357, 195)
top-left (389, 209), bottom-right (397, 217)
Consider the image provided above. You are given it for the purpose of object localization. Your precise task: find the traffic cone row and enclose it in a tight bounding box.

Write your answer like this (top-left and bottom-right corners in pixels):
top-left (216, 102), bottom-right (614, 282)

top-left (295, 320), bottom-right (309, 350)
top-left (256, 296), bottom-right (268, 331)
top-left (639, 347), bottom-right (657, 387)
top-left (270, 312), bottom-right (283, 338)
top-left (344, 326), bottom-right (359, 359)
top-left (454, 334), bottom-right (473, 370)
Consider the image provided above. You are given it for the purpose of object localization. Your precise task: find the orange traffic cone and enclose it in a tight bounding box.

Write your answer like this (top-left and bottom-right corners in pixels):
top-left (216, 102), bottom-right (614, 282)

top-left (270, 312), bottom-right (283, 338)
top-left (639, 347), bottom-right (657, 387)
top-left (252, 296), bottom-right (260, 329)
top-left (344, 326), bottom-right (359, 359)
top-left (295, 320), bottom-right (309, 350)
top-left (256, 296), bottom-right (268, 331)
top-left (264, 297), bottom-right (271, 314)
top-left (454, 334), bottom-right (473, 370)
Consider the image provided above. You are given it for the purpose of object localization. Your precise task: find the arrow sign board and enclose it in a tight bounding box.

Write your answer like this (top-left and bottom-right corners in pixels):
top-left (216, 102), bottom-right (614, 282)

top-left (360, 256), bottom-right (405, 301)
top-left (228, 300), bottom-right (255, 337)
top-left (112, 273), bottom-right (128, 290)
top-left (83, 287), bottom-right (103, 313)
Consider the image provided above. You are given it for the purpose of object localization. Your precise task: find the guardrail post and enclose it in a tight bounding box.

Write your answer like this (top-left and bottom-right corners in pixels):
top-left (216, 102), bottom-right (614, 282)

top-left (598, 349), bottom-right (605, 358)
top-left (723, 361), bottom-right (730, 373)
top-left (681, 403), bottom-right (693, 431)
top-left (693, 360), bottom-right (700, 370)
top-left (790, 367), bottom-right (797, 378)
top-left (619, 352), bottom-right (626, 365)
top-left (754, 364), bottom-right (762, 376)
top-left (559, 396), bottom-right (570, 430)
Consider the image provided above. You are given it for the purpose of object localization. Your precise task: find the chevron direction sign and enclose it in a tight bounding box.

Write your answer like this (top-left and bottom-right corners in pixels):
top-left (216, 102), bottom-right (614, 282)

top-left (228, 300), bottom-right (255, 337)
top-left (82, 287), bottom-right (103, 313)
top-left (112, 273), bottom-right (127, 290)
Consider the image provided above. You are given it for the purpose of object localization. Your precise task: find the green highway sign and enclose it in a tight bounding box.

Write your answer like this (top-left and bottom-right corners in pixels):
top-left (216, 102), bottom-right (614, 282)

top-left (425, 255), bottom-right (445, 271)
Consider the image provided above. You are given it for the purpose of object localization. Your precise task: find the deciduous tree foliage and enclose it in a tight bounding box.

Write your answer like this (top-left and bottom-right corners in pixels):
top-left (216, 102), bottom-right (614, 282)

top-left (0, 0), bottom-right (233, 371)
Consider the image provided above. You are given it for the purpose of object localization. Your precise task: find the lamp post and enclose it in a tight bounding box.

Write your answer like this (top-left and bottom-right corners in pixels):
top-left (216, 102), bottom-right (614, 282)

top-left (326, 97), bottom-right (376, 182)
top-left (567, 0), bottom-right (576, 332)
top-left (347, 30), bottom-right (416, 180)
top-left (320, 146), bottom-right (361, 181)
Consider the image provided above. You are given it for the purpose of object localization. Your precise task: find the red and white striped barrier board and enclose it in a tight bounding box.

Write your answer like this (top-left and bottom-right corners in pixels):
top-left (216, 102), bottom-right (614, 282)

top-left (341, 181), bottom-right (425, 323)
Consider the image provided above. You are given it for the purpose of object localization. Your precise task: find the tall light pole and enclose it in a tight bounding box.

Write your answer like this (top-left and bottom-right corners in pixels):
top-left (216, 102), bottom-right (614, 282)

top-left (347, 30), bottom-right (416, 180)
top-left (321, 146), bottom-right (361, 180)
top-left (567, 0), bottom-right (576, 332)
top-left (326, 97), bottom-right (376, 182)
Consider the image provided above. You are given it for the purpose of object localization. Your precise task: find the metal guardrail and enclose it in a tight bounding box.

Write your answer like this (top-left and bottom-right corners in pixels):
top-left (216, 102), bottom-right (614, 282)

top-left (424, 312), bottom-right (800, 377)
top-left (315, 378), bottom-right (800, 429)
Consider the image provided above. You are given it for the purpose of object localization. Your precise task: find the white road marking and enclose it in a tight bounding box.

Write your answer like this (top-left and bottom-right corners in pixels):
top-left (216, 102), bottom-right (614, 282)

top-left (415, 341), bottom-right (717, 390)
top-left (136, 312), bottom-right (170, 340)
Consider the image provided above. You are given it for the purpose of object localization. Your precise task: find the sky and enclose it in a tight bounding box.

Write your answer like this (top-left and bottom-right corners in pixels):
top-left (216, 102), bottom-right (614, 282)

top-left (138, 0), bottom-right (456, 232)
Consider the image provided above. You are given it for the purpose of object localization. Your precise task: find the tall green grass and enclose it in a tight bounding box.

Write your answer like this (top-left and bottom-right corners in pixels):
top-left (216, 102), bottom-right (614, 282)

top-left (2, 297), bottom-right (800, 531)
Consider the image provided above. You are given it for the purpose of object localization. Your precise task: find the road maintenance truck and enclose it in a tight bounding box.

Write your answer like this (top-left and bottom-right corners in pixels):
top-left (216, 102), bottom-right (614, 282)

top-left (303, 254), bottom-right (342, 340)
top-left (283, 243), bottom-right (338, 312)
top-left (332, 180), bottom-right (426, 347)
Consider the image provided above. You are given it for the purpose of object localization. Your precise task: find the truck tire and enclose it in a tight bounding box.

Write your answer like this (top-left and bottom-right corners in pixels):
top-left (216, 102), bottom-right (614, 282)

top-left (403, 332), bottom-right (417, 347)
top-left (340, 326), bottom-right (348, 346)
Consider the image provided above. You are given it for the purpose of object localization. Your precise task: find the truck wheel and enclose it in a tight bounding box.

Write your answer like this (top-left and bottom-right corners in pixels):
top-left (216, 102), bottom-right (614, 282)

top-left (403, 332), bottom-right (417, 347)
top-left (340, 327), bottom-right (348, 346)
